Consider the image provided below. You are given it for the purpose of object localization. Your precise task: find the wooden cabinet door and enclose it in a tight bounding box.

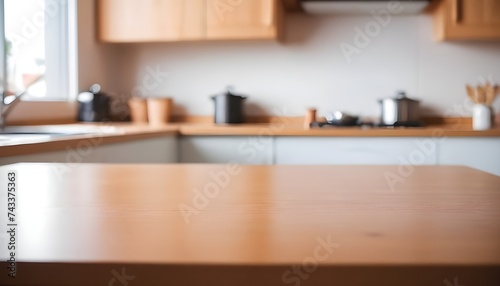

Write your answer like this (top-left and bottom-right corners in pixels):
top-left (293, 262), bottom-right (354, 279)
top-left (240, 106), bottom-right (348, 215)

top-left (483, 0), bottom-right (500, 25)
top-left (98, 0), bottom-right (204, 42)
top-left (205, 0), bottom-right (282, 40)
top-left (180, 0), bottom-right (206, 40)
top-left (433, 0), bottom-right (500, 40)
top-left (458, 0), bottom-right (500, 26)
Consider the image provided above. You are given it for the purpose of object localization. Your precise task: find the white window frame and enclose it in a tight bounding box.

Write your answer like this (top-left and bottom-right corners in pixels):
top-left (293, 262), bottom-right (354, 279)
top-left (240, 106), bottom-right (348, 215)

top-left (40, 0), bottom-right (79, 101)
top-left (0, 0), bottom-right (78, 124)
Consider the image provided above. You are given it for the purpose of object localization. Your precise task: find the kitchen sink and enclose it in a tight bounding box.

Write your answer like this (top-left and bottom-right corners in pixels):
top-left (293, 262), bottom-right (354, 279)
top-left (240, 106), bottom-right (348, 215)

top-left (0, 125), bottom-right (124, 145)
top-left (0, 134), bottom-right (57, 143)
top-left (0, 125), bottom-right (124, 136)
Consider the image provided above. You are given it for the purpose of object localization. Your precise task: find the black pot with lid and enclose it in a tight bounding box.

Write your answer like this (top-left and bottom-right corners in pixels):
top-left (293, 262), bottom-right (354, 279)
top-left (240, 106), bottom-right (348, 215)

top-left (211, 86), bottom-right (246, 124)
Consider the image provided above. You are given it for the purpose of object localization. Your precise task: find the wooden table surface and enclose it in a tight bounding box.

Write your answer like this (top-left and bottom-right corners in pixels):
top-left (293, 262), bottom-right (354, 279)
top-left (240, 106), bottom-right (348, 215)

top-left (0, 164), bottom-right (499, 286)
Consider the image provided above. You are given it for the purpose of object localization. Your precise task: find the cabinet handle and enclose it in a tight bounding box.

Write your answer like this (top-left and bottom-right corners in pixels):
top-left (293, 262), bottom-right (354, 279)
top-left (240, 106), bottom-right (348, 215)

top-left (454, 0), bottom-right (463, 23)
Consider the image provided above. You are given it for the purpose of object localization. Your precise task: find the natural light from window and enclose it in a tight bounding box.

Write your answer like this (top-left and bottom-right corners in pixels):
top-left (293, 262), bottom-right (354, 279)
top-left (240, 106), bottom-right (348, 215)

top-left (3, 0), bottom-right (76, 101)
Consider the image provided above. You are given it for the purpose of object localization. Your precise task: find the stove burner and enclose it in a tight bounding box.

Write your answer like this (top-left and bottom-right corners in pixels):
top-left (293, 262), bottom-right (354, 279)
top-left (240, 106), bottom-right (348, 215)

top-left (310, 121), bottom-right (424, 128)
top-left (377, 121), bottom-right (424, 127)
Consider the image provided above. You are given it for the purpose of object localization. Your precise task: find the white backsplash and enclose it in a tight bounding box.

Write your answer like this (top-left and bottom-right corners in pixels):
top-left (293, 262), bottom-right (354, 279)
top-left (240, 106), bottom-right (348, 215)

top-left (110, 13), bottom-right (500, 118)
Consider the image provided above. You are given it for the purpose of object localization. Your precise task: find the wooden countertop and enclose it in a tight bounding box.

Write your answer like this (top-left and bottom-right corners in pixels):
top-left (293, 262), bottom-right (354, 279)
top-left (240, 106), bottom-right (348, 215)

top-left (0, 124), bottom-right (178, 158)
top-left (176, 115), bottom-right (500, 136)
top-left (1, 121), bottom-right (500, 158)
top-left (0, 164), bottom-right (499, 285)
top-left (178, 122), bottom-right (500, 137)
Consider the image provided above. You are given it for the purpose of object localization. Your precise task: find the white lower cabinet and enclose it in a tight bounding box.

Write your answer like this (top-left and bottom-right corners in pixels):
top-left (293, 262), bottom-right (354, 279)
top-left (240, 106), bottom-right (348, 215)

top-left (180, 136), bottom-right (273, 165)
top-left (275, 137), bottom-right (439, 165)
top-left (438, 138), bottom-right (500, 176)
top-left (0, 149), bottom-right (103, 165)
top-left (0, 136), bottom-right (178, 165)
top-left (2, 135), bottom-right (498, 176)
top-left (99, 136), bottom-right (178, 163)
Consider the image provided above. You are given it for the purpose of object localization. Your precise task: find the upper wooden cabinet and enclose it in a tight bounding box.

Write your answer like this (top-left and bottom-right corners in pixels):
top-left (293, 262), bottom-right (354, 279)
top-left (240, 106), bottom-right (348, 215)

top-left (97, 0), bottom-right (283, 43)
top-left (206, 0), bottom-right (283, 40)
top-left (432, 0), bottom-right (500, 40)
top-left (98, 0), bottom-right (205, 42)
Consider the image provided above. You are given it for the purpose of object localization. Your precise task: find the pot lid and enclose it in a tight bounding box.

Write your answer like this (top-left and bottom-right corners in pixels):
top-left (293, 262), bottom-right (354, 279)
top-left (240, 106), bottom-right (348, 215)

top-left (212, 86), bottom-right (247, 99)
top-left (379, 90), bottom-right (420, 103)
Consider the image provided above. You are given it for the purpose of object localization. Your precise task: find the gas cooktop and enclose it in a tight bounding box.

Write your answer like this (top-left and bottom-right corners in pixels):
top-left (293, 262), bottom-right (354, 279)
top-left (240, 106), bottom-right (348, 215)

top-left (310, 121), bottom-right (424, 128)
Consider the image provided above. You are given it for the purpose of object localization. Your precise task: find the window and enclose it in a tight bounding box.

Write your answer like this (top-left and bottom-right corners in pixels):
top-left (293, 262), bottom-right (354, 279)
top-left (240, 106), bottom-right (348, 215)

top-left (1, 0), bottom-right (77, 102)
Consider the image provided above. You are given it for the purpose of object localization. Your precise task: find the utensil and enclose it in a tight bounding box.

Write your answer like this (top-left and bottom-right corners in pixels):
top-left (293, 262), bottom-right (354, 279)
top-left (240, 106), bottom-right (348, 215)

top-left (77, 84), bottom-right (110, 122)
top-left (473, 104), bottom-right (491, 130)
top-left (147, 97), bottom-right (173, 125)
top-left (89, 83), bottom-right (101, 94)
top-left (304, 108), bottom-right (317, 129)
top-left (325, 111), bottom-right (359, 126)
top-left (379, 91), bottom-right (421, 126)
top-left (128, 98), bottom-right (148, 123)
top-left (211, 86), bottom-right (246, 124)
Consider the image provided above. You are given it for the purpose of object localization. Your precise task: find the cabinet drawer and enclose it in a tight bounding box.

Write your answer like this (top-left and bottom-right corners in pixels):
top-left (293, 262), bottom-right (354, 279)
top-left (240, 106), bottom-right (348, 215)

top-left (180, 136), bottom-right (274, 165)
top-left (275, 137), bottom-right (438, 165)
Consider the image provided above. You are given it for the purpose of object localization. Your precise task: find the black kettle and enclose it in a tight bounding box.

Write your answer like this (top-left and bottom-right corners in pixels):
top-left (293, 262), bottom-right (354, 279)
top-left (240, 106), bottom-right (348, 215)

top-left (211, 86), bottom-right (246, 124)
top-left (77, 84), bottom-right (110, 122)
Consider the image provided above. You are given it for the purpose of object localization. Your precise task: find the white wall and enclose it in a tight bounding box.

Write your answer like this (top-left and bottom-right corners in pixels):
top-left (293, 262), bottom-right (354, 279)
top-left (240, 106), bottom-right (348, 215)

top-left (112, 13), bottom-right (500, 119)
top-left (77, 0), bottom-right (121, 92)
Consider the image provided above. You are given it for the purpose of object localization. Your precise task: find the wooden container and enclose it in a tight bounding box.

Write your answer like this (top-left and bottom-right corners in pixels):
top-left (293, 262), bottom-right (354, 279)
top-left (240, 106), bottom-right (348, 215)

top-left (304, 108), bottom-right (317, 129)
top-left (128, 98), bottom-right (148, 123)
top-left (147, 97), bottom-right (173, 125)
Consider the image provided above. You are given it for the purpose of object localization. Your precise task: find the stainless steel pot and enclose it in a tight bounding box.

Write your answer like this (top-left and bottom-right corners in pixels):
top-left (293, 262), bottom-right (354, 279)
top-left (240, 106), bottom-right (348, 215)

top-left (379, 91), bottom-right (420, 126)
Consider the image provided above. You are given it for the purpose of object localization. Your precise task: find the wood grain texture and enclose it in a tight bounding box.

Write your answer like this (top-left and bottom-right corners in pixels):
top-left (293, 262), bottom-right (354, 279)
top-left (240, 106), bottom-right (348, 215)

top-left (98, 0), bottom-right (205, 42)
top-left (1, 120), bottom-right (500, 158)
top-left (432, 0), bottom-right (500, 40)
top-left (0, 164), bottom-right (499, 285)
top-left (98, 0), bottom-right (283, 42)
top-left (4, 115), bottom-right (478, 126)
top-left (206, 0), bottom-right (282, 40)
top-left (172, 115), bottom-right (477, 125)
top-left (177, 123), bottom-right (500, 137)
top-left (282, 0), bottom-right (302, 12)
